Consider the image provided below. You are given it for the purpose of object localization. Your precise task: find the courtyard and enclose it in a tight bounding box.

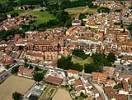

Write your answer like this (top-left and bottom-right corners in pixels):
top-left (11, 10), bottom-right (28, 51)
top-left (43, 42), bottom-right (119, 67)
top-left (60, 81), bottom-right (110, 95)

top-left (39, 84), bottom-right (57, 100)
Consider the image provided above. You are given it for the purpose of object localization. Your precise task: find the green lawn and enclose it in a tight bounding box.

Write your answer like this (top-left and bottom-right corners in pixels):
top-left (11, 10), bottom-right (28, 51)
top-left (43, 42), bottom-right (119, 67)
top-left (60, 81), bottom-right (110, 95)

top-left (65, 6), bottom-right (97, 17)
top-left (24, 10), bottom-right (56, 25)
top-left (47, 0), bottom-right (58, 5)
top-left (0, 0), bottom-right (8, 3)
top-left (72, 55), bottom-right (93, 66)
top-left (10, 8), bottom-right (56, 25)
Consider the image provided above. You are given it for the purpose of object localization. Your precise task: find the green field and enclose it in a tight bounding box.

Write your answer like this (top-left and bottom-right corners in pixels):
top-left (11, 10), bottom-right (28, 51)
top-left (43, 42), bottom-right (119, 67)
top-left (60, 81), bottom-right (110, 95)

top-left (23, 10), bottom-right (56, 25)
top-left (47, 0), bottom-right (58, 5)
top-left (72, 55), bottom-right (93, 66)
top-left (0, 0), bottom-right (8, 3)
top-left (11, 8), bottom-right (56, 25)
top-left (65, 6), bottom-right (97, 18)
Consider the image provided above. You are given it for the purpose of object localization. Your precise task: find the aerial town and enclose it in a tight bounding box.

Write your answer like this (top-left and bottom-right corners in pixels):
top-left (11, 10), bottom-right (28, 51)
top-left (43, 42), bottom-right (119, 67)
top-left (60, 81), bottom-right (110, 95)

top-left (0, 0), bottom-right (132, 100)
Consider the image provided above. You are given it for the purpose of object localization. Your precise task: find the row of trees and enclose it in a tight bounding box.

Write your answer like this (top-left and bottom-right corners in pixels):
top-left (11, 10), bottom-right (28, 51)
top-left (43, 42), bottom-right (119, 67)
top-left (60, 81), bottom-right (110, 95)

top-left (127, 23), bottom-right (132, 34)
top-left (57, 56), bottom-right (83, 71)
top-left (97, 7), bottom-right (111, 13)
top-left (0, 28), bottom-right (25, 41)
top-left (84, 52), bottom-right (116, 73)
top-left (46, 0), bottom-right (96, 10)
top-left (0, 0), bottom-right (17, 22)
top-left (72, 49), bottom-right (88, 59)
top-left (11, 64), bottom-right (45, 84)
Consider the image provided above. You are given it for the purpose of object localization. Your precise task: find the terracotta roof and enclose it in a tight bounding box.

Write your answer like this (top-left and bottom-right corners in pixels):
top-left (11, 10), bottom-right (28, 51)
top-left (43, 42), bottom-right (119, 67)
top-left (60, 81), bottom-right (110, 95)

top-left (18, 66), bottom-right (33, 78)
top-left (115, 94), bottom-right (128, 100)
top-left (104, 86), bottom-right (116, 99)
top-left (74, 79), bottom-right (84, 91)
top-left (92, 72), bottom-right (108, 84)
top-left (122, 80), bottom-right (129, 92)
top-left (67, 69), bottom-right (79, 74)
top-left (45, 75), bottom-right (63, 86)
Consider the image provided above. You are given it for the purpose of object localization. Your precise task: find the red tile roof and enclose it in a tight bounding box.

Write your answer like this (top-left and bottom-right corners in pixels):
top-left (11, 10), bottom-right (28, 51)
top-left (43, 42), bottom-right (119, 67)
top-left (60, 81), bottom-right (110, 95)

top-left (67, 69), bottom-right (79, 74)
top-left (45, 75), bottom-right (63, 86)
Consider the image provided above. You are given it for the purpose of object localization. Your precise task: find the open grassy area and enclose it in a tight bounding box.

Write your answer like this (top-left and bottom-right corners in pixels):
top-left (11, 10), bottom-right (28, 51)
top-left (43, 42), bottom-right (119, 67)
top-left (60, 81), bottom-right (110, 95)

top-left (65, 6), bottom-right (97, 18)
top-left (47, 0), bottom-right (58, 5)
top-left (53, 88), bottom-right (72, 100)
top-left (10, 8), bottom-right (56, 25)
top-left (0, 75), bottom-right (34, 100)
top-left (23, 10), bottom-right (56, 25)
top-left (0, 0), bottom-right (8, 3)
top-left (39, 84), bottom-right (57, 100)
top-left (72, 55), bottom-right (93, 66)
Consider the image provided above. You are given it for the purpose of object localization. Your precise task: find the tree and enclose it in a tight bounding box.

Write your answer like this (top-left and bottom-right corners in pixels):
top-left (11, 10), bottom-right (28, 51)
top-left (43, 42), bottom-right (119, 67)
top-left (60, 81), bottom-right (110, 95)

top-left (92, 53), bottom-right (106, 66)
top-left (97, 7), bottom-right (110, 13)
top-left (113, 83), bottom-right (123, 90)
top-left (65, 19), bottom-right (72, 27)
top-left (11, 66), bottom-right (19, 74)
top-left (71, 63), bottom-right (83, 72)
top-left (87, 0), bottom-right (94, 8)
top-left (56, 10), bottom-right (71, 25)
top-left (72, 49), bottom-right (88, 59)
top-left (12, 92), bottom-right (22, 100)
top-left (127, 23), bottom-right (132, 34)
top-left (34, 66), bottom-right (42, 71)
top-left (33, 71), bottom-right (44, 83)
top-left (57, 56), bottom-right (72, 70)
top-left (24, 58), bottom-right (28, 67)
top-left (84, 63), bottom-right (103, 73)
top-left (107, 52), bottom-right (116, 63)
top-left (79, 13), bottom-right (86, 20)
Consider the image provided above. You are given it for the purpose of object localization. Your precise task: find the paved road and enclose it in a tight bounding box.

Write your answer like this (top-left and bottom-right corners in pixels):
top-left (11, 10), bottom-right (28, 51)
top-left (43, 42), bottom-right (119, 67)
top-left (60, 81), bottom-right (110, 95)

top-left (15, 59), bottom-right (65, 72)
top-left (0, 64), bottom-right (18, 82)
top-left (93, 83), bottom-right (108, 100)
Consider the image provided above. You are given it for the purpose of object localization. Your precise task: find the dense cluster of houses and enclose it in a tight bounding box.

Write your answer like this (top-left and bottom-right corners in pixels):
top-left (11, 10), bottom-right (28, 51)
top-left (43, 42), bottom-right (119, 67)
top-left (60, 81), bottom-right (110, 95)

top-left (0, 16), bottom-right (31, 31)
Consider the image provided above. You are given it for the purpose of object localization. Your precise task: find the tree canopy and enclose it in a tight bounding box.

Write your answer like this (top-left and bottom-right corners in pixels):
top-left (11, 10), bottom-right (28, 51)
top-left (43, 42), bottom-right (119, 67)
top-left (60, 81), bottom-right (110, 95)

top-left (12, 92), bottom-right (22, 100)
top-left (97, 7), bottom-right (110, 13)
top-left (127, 23), bottom-right (132, 33)
top-left (11, 66), bottom-right (19, 74)
top-left (72, 49), bottom-right (88, 59)
top-left (33, 71), bottom-right (44, 83)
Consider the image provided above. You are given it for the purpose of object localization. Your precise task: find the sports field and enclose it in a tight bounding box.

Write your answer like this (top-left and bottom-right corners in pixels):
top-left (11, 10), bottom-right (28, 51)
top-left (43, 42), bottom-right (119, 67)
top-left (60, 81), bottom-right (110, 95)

top-left (0, 75), bottom-right (34, 100)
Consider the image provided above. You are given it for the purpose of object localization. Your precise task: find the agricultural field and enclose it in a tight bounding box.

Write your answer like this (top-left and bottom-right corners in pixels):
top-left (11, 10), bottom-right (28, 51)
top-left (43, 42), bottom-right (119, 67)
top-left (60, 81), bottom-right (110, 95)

top-left (53, 88), bottom-right (72, 100)
top-left (72, 55), bottom-right (93, 66)
top-left (39, 84), bottom-right (57, 100)
top-left (0, 75), bottom-right (34, 100)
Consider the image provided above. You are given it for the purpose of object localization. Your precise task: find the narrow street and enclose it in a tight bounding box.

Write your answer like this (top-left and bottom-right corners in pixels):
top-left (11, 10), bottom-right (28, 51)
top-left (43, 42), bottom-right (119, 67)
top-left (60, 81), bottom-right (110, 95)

top-left (93, 83), bottom-right (108, 100)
